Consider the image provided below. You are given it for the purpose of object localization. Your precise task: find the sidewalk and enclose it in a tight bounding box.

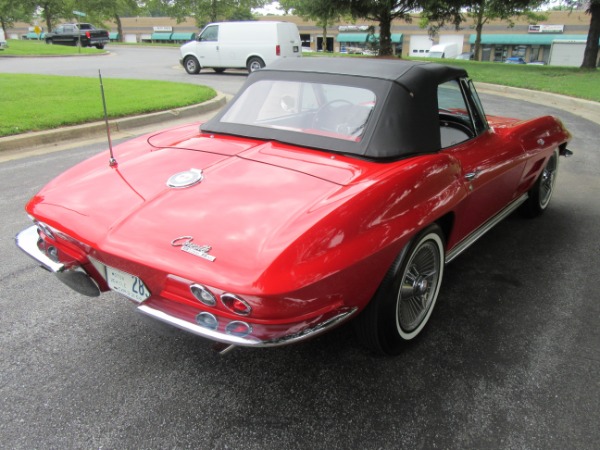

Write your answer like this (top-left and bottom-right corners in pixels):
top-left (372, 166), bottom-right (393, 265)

top-left (476, 82), bottom-right (600, 125)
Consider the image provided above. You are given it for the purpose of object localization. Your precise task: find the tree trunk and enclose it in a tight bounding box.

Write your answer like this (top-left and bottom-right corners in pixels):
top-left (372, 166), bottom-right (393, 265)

top-left (581, 1), bottom-right (600, 69)
top-left (474, 6), bottom-right (485, 62)
top-left (115, 15), bottom-right (123, 43)
top-left (322, 24), bottom-right (327, 51)
top-left (474, 24), bottom-right (483, 61)
top-left (44, 9), bottom-right (53, 33)
top-left (211, 0), bottom-right (218, 22)
top-left (379, 13), bottom-right (392, 56)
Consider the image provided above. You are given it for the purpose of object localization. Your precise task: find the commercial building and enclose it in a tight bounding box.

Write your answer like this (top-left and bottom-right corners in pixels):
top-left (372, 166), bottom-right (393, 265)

top-left (8, 10), bottom-right (598, 66)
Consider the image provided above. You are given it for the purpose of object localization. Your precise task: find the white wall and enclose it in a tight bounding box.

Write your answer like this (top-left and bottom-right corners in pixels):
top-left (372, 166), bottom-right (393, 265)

top-left (549, 41), bottom-right (585, 66)
top-left (410, 35), bottom-right (433, 57)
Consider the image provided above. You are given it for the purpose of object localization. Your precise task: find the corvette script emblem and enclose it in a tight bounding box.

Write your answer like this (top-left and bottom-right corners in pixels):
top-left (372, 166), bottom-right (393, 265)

top-left (171, 236), bottom-right (216, 262)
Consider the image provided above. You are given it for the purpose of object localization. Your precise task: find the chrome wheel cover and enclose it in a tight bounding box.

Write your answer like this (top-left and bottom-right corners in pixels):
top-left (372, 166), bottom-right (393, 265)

top-left (396, 238), bottom-right (442, 335)
top-left (249, 60), bottom-right (262, 72)
top-left (185, 58), bottom-right (197, 73)
top-left (539, 154), bottom-right (558, 209)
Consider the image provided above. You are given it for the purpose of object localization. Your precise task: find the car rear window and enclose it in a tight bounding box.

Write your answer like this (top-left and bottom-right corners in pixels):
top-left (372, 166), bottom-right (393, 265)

top-left (220, 80), bottom-right (376, 142)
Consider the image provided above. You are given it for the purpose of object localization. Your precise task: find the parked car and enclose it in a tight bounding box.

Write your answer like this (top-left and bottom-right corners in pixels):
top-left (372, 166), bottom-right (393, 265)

top-left (505, 56), bottom-right (527, 64)
top-left (44, 23), bottom-right (109, 49)
top-left (16, 58), bottom-right (571, 355)
top-left (180, 21), bottom-right (301, 74)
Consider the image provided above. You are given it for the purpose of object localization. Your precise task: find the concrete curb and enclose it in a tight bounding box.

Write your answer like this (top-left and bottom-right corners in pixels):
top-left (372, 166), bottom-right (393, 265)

top-left (0, 51), bottom-right (111, 58)
top-left (0, 93), bottom-right (227, 152)
top-left (476, 82), bottom-right (600, 125)
top-left (1, 85), bottom-right (598, 154)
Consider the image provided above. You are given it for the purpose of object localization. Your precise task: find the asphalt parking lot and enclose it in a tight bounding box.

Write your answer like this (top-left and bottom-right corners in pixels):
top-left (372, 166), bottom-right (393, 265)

top-left (1, 48), bottom-right (599, 449)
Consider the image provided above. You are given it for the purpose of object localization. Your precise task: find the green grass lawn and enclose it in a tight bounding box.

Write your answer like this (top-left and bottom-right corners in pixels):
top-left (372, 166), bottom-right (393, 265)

top-left (0, 39), bottom-right (106, 56)
top-left (436, 59), bottom-right (600, 102)
top-left (1, 44), bottom-right (597, 138)
top-left (307, 53), bottom-right (600, 102)
top-left (0, 74), bottom-right (216, 137)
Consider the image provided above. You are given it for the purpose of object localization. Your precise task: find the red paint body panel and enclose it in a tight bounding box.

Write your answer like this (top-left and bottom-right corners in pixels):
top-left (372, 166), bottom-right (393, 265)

top-left (20, 64), bottom-right (572, 347)
top-left (26, 115), bottom-right (569, 321)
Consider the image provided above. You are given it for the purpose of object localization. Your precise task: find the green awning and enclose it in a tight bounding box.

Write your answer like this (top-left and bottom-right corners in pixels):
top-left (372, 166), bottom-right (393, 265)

top-left (392, 34), bottom-right (403, 43)
top-left (469, 34), bottom-right (589, 46)
top-left (337, 33), bottom-right (402, 43)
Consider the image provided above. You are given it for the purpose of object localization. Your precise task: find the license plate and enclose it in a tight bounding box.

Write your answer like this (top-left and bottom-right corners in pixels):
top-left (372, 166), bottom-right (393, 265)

top-left (106, 266), bottom-right (151, 303)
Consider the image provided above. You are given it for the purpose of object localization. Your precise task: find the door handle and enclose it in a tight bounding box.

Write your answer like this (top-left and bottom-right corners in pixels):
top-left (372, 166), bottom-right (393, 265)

top-left (465, 171), bottom-right (479, 181)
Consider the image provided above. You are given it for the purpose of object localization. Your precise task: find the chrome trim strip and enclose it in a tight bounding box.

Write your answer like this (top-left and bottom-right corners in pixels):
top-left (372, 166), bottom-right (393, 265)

top-left (445, 194), bottom-right (528, 264)
top-left (137, 304), bottom-right (357, 348)
top-left (15, 225), bottom-right (65, 273)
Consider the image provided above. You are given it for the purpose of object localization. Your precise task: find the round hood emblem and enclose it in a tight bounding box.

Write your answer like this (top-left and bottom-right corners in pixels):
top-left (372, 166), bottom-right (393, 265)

top-left (167, 169), bottom-right (203, 188)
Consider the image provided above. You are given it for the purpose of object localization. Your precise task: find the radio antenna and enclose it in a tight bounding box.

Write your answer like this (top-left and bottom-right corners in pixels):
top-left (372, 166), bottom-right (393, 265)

top-left (98, 70), bottom-right (117, 167)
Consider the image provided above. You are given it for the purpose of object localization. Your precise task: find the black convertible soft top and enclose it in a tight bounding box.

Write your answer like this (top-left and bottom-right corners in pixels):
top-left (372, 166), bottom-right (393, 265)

top-left (202, 58), bottom-right (469, 158)
top-left (261, 57), bottom-right (467, 94)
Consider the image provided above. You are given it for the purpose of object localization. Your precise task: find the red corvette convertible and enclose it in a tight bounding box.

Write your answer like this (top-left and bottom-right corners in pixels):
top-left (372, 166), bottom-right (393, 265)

top-left (16, 58), bottom-right (571, 355)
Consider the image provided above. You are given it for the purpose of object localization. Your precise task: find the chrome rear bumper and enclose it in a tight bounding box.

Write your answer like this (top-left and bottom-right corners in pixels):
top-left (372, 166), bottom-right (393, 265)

top-left (15, 225), bottom-right (65, 273)
top-left (16, 225), bottom-right (357, 349)
top-left (138, 304), bottom-right (357, 348)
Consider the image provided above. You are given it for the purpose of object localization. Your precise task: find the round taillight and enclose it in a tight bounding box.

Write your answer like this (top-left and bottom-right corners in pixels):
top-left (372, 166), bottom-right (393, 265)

top-left (46, 246), bottom-right (60, 262)
top-left (225, 321), bottom-right (252, 337)
top-left (190, 284), bottom-right (216, 306)
top-left (221, 293), bottom-right (252, 316)
top-left (36, 222), bottom-right (55, 240)
top-left (196, 312), bottom-right (218, 330)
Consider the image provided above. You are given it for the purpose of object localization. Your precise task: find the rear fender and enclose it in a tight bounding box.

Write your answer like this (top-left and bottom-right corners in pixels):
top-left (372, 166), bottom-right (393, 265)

top-left (497, 116), bottom-right (571, 193)
top-left (263, 154), bottom-right (466, 311)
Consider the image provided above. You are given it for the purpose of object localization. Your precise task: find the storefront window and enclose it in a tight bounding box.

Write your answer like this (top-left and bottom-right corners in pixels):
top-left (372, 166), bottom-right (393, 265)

top-left (482, 45), bottom-right (492, 62)
top-left (512, 45), bottom-right (527, 57)
top-left (494, 45), bottom-right (507, 62)
top-left (529, 45), bottom-right (540, 62)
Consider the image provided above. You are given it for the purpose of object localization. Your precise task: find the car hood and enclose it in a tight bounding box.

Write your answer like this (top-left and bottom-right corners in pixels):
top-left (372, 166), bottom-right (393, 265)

top-left (27, 124), bottom-right (377, 291)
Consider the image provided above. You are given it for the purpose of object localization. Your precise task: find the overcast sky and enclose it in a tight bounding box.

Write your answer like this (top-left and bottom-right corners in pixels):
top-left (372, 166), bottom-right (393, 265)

top-left (253, 1), bottom-right (284, 16)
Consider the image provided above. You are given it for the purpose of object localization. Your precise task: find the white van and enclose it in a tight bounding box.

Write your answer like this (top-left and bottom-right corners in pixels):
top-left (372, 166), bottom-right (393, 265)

top-left (180, 21), bottom-right (301, 74)
top-left (428, 43), bottom-right (459, 59)
top-left (0, 28), bottom-right (7, 50)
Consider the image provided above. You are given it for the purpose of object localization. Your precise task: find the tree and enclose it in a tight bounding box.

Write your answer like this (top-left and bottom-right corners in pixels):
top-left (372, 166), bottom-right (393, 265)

top-left (226, 7), bottom-right (256, 21)
top-left (0, 0), bottom-right (36, 35)
top-left (35, 0), bottom-right (75, 31)
top-left (467, 0), bottom-right (546, 61)
top-left (421, 0), bottom-right (547, 61)
top-left (581, 0), bottom-right (600, 68)
top-left (80, 0), bottom-right (140, 42)
top-left (143, 0), bottom-right (267, 27)
top-left (334, 0), bottom-right (420, 56)
top-left (280, 0), bottom-right (350, 51)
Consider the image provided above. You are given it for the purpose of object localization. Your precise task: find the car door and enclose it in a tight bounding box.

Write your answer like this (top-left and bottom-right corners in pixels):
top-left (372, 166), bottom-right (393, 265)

top-left (52, 25), bottom-right (64, 44)
top-left (439, 79), bottom-right (528, 241)
top-left (62, 25), bottom-right (76, 45)
top-left (195, 24), bottom-right (220, 67)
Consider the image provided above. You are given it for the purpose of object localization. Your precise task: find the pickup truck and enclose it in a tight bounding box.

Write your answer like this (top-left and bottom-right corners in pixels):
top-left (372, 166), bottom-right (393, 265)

top-left (45, 23), bottom-right (109, 49)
